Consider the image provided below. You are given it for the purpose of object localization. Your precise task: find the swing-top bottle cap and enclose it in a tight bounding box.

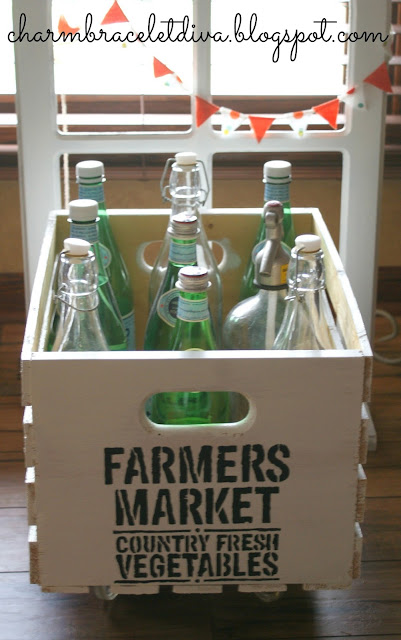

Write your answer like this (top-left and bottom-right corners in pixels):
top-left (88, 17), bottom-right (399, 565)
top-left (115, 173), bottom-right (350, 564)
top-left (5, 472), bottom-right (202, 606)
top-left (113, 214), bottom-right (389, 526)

top-left (76, 160), bottom-right (105, 183)
top-left (295, 234), bottom-right (321, 253)
top-left (176, 266), bottom-right (210, 291)
top-left (175, 152), bottom-right (197, 166)
top-left (68, 199), bottom-right (98, 222)
top-left (170, 213), bottom-right (199, 237)
top-left (263, 160), bottom-right (292, 182)
top-left (63, 238), bottom-right (91, 257)
top-left (264, 200), bottom-right (284, 222)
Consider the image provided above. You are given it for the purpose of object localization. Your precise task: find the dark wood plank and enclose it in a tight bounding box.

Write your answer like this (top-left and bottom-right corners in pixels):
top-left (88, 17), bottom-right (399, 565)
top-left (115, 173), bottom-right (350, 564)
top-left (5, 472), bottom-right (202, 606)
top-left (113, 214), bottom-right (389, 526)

top-left (0, 461), bottom-right (26, 507)
top-left (0, 580), bottom-right (214, 640)
top-left (209, 591), bottom-right (401, 639)
top-left (0, 345), bottom-right (21, 397)
top-left (0, 430), bottom-right (24, 461)
top-left (0, 322), bottom-right (25, 346)
top-left (362, 497), bottom-right (401, 562)
top-left (366, 467), bottom-right (401, 497)
top-left (0, 401), bottom-right (23, 431)
top-left (0, 508), bottom-right (29, 572)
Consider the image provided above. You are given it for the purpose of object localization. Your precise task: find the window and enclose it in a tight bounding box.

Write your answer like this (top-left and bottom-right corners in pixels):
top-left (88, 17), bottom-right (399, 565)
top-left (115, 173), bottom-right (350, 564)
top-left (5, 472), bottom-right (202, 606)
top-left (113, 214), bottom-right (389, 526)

top-left (1, 0), bottom-right (400, 178)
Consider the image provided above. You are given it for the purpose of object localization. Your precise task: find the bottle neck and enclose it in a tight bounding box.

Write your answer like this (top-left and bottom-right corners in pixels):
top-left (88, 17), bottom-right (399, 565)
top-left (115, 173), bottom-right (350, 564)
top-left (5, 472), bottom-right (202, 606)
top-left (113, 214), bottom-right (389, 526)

top-left (287, 249), bottom-right (326, 293)
top-left (264, 179), bottom-right (290, 205)
top-left (58, 255), bottom-right (99, 312)
top-left (176, 290), bottom-right (209, 323)
top-left (168, 236), bottom-right (197, 266)
top-left (78, 181), bottom-right (106, 208)
top-left (69, 218), bottom-right (99, 244)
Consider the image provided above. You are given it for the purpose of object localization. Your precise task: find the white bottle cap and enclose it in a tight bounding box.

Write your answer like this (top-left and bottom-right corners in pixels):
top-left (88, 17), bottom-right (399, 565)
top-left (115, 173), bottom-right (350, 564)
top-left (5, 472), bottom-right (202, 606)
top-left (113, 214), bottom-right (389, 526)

top-left (68, 199), bottom-right (98, 222)
top-left (76, 160), bottom-right (105, 182)
top-left (263, 160), bottom-right (292, 182)
top-left (175, 152), bottom-right (197, 166)
top-left (176, 266), bottom-right (210, 291)
top-left (295, 234), bottom-right (322, 253)
top-left (63, 238), bottom-right (90, 256)
top-left (170, 213), bottom-right (199, 237)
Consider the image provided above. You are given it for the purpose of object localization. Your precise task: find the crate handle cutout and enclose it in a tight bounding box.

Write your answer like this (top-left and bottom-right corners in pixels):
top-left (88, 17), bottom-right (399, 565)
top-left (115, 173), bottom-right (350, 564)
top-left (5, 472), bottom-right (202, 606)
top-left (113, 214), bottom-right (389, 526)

top-left (141, 391), bottom-right (256, 436)
top-left (136, 239), bottom-right (229, 274)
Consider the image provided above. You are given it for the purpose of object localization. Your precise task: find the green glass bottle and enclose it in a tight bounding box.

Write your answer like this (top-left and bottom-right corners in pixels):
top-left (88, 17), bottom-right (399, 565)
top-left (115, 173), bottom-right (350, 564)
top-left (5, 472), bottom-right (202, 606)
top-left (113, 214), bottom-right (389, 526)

top-left (144, 214), bottom-right (199, 350)
top-left (68, 199), bottom-right (127, 351)
top-left (150, 266), bottom-right (230, 426)
top-left (76, 160), bottom-right (136, 349)
top-left (239, 160), bottom-right (295, 301)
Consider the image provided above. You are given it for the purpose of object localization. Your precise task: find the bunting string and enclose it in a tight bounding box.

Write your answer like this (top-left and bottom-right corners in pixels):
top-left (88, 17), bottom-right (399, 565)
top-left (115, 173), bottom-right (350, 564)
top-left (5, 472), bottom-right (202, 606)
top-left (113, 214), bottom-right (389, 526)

top-left (57, 0), bottom-right (393, 143)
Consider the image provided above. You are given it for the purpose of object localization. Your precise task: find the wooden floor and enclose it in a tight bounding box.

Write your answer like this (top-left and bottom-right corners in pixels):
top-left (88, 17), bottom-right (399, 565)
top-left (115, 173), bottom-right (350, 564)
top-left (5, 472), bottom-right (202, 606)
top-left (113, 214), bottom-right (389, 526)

top-left (1, 304), bottom-right (400, 640)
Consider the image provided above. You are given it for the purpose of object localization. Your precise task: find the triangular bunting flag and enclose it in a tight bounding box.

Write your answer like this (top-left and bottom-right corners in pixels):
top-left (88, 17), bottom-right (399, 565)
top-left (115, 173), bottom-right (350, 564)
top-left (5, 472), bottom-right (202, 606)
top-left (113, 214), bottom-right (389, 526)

top-left (219, 107), bottom-right (246, 136)
top-left (101, 1), bottom-right (129, 25)
top-left (58, 15), bottom-right (80, 36)
top-left (312, 98), bottom-right (340, 129)
top-left (363, 62), bottom-right (393, 93)
top-left (195, 96), bottom-right (219, 127)
top-left (340, 85), bottom-right (367, 110)
top-left (286, 110), bottom-right (314, 137)
top-left (153, 57), bottom-right (174, 79)
top-left (248, 116), bottom-right (275, 143)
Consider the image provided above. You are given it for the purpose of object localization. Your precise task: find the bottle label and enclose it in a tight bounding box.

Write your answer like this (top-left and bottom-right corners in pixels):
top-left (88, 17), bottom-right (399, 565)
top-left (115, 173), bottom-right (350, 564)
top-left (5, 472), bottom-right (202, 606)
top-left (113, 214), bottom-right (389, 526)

top-left (169, 240), bottom-right (197, 265)
top-left (98, 243), bottom-right (112, 269)
top-left (70, 221), bottom-right (98, 244)
top-left (78, 183), bottom-right (105, 204)
top-left (157, 289), bottom-right (179, 327)
top-left (177, 297), bottom-right (209, 322)
top-left (121, 310), bottom-right (135, 350)
top-left (264, 182), bottom-right (290, 203)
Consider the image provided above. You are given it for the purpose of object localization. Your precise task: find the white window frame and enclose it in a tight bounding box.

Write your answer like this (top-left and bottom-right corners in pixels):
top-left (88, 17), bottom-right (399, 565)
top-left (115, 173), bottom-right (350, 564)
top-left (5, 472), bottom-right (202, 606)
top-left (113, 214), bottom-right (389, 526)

top-left (13, 0), bottom-right (391, 339)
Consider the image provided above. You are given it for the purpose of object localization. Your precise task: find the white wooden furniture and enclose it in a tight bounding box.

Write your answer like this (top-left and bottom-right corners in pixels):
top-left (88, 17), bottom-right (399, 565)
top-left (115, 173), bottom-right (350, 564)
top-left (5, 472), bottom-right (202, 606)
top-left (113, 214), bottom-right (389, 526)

top-left (21, 208), bottom-right (370, 593)
top-left (13, 0), bottom-right (391, 340)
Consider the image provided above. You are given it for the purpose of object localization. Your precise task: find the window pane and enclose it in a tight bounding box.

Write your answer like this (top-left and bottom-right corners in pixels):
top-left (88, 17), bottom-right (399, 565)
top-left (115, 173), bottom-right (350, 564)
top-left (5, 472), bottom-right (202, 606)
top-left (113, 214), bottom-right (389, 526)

top-left (211, 0), bottom-right (347, 95)
top-left (52, 0), bottom-right (193, 95)
top-left (0, 1), bottom-right (16, 94)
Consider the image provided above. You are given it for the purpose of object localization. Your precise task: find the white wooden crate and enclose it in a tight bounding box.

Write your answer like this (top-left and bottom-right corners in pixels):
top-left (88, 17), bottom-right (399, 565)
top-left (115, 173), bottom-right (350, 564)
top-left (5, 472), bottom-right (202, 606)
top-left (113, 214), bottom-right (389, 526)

top-left (21, 208), bottom-right (371, 595)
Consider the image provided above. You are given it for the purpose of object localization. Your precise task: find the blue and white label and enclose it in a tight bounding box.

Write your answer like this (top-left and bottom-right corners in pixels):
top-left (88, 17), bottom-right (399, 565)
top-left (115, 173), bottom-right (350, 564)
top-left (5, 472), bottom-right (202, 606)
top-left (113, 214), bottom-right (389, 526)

top-left (78, 184), bottom-right (105, 204)
top-left (99, 243), bottom-right (112, 269)
top-left (264, 183), bottom-right (290, 203)
top-left (157, 289), bottom-right (179, 327)
top-left (70, 221), bottom-right (98, 244)
top-left (121, 310), bottom-right (135, 350)
top-left (177, 297), bottom-right (209, 322)
top-left (169, 240), bottom-right (197, 265)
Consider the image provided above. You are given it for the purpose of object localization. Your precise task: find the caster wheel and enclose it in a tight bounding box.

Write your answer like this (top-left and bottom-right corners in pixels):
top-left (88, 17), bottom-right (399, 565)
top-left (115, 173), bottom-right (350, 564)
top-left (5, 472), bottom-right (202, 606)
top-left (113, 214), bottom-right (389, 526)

top-left (254, 591), bottom-right (283, 604)
top-left (92, 586), bottom-right (118, 601)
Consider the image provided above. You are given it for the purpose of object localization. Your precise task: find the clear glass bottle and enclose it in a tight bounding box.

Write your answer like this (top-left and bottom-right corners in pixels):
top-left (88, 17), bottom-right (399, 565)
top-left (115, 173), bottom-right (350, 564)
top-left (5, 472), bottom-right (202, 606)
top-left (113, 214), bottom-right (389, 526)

top-left (144, 213), bottom-right (200, 350)
top-left (223, 201), bottom-right (290, 349)
top-left (52, 238), bottom-right (108, 352)
top-left (67, 199), bottom-right (127, 351)
top-left (150, 266), bottom-right (229, 426)
top-left (76, 160), bottom-right (136, 349)
top-left (273, 234), bottom-right (334, 350)
top-left (150, 152), bottom-right (223, 345)
top-left (239, 160), bottom-right (295, 301)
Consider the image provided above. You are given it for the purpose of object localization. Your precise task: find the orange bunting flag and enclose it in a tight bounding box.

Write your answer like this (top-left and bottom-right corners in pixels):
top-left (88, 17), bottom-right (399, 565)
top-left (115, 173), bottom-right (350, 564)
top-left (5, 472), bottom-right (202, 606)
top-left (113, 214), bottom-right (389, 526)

top-left (58, 15), bottom-right (80, 36)
top-left (101, 1), bottom-right (129, 25)
top-left (195, 96), bottom-right (220, 128)
top-left (363, 62), bottom-right (393, 94)
top-left (153, 57), bottom-right (174, 79)
top-left (248, 116), bottom-right (275, 143)
top-left (312, 98), bottom-right (340, 129)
